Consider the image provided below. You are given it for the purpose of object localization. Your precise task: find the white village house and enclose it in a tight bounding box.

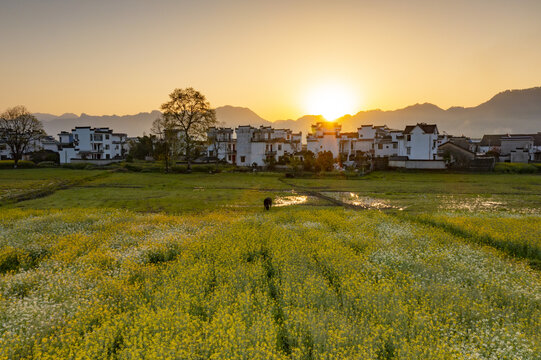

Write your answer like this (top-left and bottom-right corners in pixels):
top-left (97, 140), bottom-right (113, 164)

top-left (307, 122), bottom-right (341, 158)
top-left (207, 127), bottom-right (236, 163)
top-left (305, 121), bottom-right (447, 169)
top-left (397, 123), bottom-right (443, 160)
top-left (207, 126), bottom-right (302, 166)
top-left (58, 127), bottom-right (127, 164)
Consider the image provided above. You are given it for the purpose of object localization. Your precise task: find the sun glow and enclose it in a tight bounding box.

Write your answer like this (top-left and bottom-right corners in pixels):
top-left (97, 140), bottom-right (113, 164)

top-left (304, 83), bottom-right (359, 121)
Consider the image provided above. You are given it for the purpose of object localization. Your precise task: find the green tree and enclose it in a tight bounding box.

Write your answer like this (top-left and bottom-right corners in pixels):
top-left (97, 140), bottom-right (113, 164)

top-left (315, 151), bottom-right (335, 172)
top-left (263, 155), bottom-right (277, 170)
top-left (160, 88), bottom-right (217, 171)
top-left (128, 135), bottom-right (158, 160)
top-left (354, 151), bottom-right (371, 173)
top-left (301, 151), bottom-right (315, 172)
top-left (0, 106), bottom-right (44, 168)
top-left (151, 116), bottom-right (180, 173)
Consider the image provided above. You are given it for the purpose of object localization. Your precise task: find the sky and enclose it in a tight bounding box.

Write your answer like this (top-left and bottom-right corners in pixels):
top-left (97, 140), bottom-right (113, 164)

top-left (1, 0), bottom-right (541, 120)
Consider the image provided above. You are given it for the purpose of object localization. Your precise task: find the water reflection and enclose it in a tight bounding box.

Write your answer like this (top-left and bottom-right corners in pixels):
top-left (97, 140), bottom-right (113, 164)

top-left (321, 192), bottom-right (397, 209)
top-left (274, 195), bottom-right (309, 207)
top-left (439, 196), bottom-right (503, 211)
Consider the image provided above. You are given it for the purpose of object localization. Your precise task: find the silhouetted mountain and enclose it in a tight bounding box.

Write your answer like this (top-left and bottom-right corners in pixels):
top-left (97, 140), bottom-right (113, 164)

top-left (36, 111), bottom-right (162, 137)
top-left (273, 115), bottom-right (325, 134)
top-left (215, 106), bottom-right (271, 128)
top-left (35, 87), bottom-right (541, 138)
top-left (33, 113), bottom-right (58, 122)
top-left (34, 112), bottom-right (79, 122)
top-left (336, 88), bottom-right (541, 136)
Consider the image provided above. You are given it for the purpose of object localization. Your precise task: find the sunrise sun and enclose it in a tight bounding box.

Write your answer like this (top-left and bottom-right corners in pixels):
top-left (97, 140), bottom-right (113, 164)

top-left (304, 83), bottom-right (359, 121)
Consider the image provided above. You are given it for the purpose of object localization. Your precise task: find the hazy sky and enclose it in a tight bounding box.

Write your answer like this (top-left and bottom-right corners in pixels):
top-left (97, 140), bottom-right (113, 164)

top-left (1, 0), bottom-right (540, 120)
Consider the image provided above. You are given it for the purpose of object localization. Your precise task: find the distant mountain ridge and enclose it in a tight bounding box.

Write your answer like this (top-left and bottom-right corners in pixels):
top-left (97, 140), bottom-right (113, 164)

top-left (35, 87), bottom-right (541, 138)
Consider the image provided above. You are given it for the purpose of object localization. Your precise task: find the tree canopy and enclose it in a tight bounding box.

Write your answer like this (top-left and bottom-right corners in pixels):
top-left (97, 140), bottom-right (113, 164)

top-left (0, 106), bottom-right (43, 167)
top-left (160, 88), bottom-right (217, 170)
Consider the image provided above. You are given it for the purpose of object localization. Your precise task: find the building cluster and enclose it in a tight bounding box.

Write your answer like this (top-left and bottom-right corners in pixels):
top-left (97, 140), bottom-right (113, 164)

top-left (208, 122), bottom-right (541, 169)
top-left (2, 120), bottom-right (540, 169)
top-left (208, 126), bottom-right (302, 166)
top-left (1, 126), bottom-right (128, 164)
top-left (306, 122), bottom-right (445, 167)
top-left (478, 134), bottom-right (541, 162)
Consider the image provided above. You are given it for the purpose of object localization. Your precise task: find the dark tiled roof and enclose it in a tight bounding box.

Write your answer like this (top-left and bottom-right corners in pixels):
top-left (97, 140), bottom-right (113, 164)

top-left (404, 123), bottom-right (438, 134)
top-left (438, 141), bottom-right (475, 154)
top-left (479, 133), bottom-right (541, 146)
top-left (448, 137), bottom-right (471, 151)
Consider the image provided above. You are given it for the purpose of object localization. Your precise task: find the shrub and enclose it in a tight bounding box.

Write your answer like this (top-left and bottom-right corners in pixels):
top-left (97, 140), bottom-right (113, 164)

top-left (0, 160), bottom-right (35, 169)
top-left (171, 165), bottom-right (188, 173)
top-left (37, 161), bottom-right (58, 168)
top-left (61, 162), bottom-right (90, 170)
top-left (494, 163), bottom-right (537, 174)
top-left (30, 150), bottom-right (59, 164)
top-left (315, 151), bottom-right (335, 172)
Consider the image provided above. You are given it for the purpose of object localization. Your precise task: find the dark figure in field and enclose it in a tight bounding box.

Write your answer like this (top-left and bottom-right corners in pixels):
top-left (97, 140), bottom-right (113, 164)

top-left (264, 197), bottom-right (272, 210)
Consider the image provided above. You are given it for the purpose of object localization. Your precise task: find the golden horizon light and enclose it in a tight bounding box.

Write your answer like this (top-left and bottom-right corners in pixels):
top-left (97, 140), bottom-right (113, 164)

top-left (303, 82), bottom-right (361, 121)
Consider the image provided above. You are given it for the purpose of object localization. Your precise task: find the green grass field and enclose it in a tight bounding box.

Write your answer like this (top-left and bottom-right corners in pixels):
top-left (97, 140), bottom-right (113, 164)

top-left (0, 169), bottom-right (540, 359)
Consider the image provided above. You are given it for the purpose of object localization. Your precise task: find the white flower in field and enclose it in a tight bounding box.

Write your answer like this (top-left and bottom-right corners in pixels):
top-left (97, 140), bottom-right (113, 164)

top-left (301, 221), bottom-right (321, 229)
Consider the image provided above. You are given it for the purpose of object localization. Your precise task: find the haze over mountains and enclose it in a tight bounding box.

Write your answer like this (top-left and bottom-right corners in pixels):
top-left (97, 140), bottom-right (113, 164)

top-left (35, 87), bottom-right (541, 138)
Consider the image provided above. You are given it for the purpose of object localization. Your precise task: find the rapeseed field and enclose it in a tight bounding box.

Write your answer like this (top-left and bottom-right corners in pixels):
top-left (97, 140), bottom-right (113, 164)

top-left (1, 205), bottom-right (539, 359)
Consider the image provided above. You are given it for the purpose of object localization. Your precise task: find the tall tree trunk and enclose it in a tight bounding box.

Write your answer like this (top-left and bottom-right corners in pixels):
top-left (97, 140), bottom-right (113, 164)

top-left (13, 149), bottom-right (19, 168)
top-left (165, 140), bottom-right (170, 173)
top-left (186, 142), bottom-right (192, 171)
top-left (185, 131), bottom-right (192, 172)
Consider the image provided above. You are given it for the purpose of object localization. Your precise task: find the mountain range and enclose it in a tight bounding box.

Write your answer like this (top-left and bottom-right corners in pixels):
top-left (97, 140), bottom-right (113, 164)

top-left (35, 87), bottom-right (541, 138)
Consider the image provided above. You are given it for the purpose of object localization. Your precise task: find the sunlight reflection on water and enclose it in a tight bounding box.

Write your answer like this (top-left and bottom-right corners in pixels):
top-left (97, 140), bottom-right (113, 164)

top-left (438, 196), bottom-right (503, 211)
top-left (274, 195), bottom-right (309, 207)
top-left (321, 192), bottom-right (399, 210)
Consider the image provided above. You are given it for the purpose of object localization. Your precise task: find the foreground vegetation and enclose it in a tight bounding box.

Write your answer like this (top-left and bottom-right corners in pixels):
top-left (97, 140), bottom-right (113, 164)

top-left (0, 169), bottom-right (540, 359)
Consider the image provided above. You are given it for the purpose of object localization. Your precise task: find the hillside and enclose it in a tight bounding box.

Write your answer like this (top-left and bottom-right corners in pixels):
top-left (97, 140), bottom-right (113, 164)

top-left (36, 87), bottom-right (541, 137)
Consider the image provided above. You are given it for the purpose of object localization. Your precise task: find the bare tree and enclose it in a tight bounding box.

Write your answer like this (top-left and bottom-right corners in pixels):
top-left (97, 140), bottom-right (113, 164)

top-left (0, 106), bottom-right (44, 168)
top-left (160, 88), bottom-right (217, 171)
